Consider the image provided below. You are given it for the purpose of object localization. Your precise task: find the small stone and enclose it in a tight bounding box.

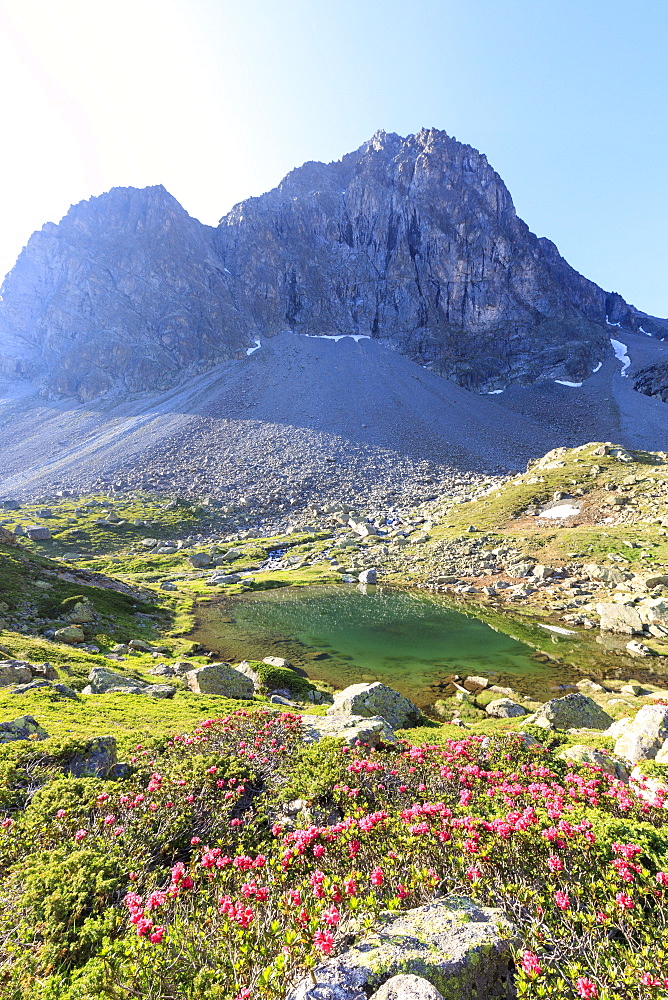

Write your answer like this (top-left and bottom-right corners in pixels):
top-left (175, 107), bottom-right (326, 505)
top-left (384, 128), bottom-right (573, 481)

top-left (67, 736), bottom-right (117, 776)
top-left (358, 568), bottom-right (377, 585)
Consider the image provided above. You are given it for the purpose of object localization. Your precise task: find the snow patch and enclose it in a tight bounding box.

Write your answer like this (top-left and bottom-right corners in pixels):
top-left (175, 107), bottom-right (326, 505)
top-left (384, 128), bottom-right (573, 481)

top-left (606, 316), bottom-right (621, 328)
top-left (246, 339), bottom-right (261, 355)
top-left (486, 389), bottom-right (504, 394)
top-left (538, 623), bottom-right (576, 636)
top-left (610, 338), bottom-right (630, 376)
top-left (538, 504), bottom-right (581, 519)
top-left (554, 380), bottom-right (583, 387)
top-left (639, 326), bottom-right (652, 337)
top-left (592, 361), bottom-right (603, 373)
top-left (305, 334), bottom-right (371, 343)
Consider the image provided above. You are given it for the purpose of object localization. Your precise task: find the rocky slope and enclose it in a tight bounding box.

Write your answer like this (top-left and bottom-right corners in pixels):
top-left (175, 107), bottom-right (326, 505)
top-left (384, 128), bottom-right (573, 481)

top-left (1, 129), bottom-right (666, 400)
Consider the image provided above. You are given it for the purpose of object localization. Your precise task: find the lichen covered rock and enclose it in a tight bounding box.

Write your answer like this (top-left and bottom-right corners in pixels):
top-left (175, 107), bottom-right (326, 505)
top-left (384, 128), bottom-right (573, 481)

top-left (286, 896), bottom-right (516, 1000)
top-left (531, 693), bottom-right (612, 731)
top-left (327, 682), bottom-right (421, 729)
top-left (185, 663), bottom-right (254, 699)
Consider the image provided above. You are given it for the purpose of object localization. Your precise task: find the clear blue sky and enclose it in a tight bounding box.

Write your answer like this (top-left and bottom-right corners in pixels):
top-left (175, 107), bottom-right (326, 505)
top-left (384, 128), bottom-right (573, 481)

top-left (1, 0), bottom-right (667, 315)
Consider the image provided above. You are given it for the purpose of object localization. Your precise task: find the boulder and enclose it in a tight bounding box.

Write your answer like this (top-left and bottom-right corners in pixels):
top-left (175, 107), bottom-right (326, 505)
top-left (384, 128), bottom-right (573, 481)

top-left (12, 679), bottom-right (53, 694)
top-left (68, 601), bottom-right (96, 624)
top-left (558, 744), bottom-right (629, 781)
top-left (30, 662), bottom-right (59, 680)
top-left (597, 603), bottom-right (644, 634)
top-left (188, 552), bottom-right (212, 568)
top-left (54, 626), bottom-right (85, 644)
top-left (143, 684), bottom-right (176, 698)
top-left (614, 705), bottom-right (668, 764)
top-left (626, 641), bottom-right (652, 657)
top-left (299, 713), bottom-right (399, 747)
top-left (286, 897), bottom-right (516, 1000)
top-left (636, 573), bottom-right (668, 590)
top-left (630, 767), bottom-right (668, 808)
top-left (464, 675), bottom-right (490, 689)
top-left (128, 639), bottom-right (153, 652)
top-left (506, 561), bottom-right (535, 578)
top-left (0, 715), bottom-right (49, 743)
top-left (52, 683), bottom-right (79, 699)
top-left (532, 564), bottom-right (554, 580)
top-left (87, 666), bottom-right (148, 694)
top-left (358, 568), bottom-right (377, 585)
top-left (26, 525), bottom-right (52, 541)
top-left (185, 663), bottom-right (254, 698)
top-left (583, 563), bottom-right (628, 586)
top-left (485, 698), bottom-right (527, 719)
top-left (0, 661), bottom-right (34, 687)
top-left (207, 573), bottom-right (241, 585)
top-left (235, 661), bottom-right (261, 685)
top-left (327, 682), bottom-right (422, 729)
top-left (263, 656), bottom-right (293, 669)
top-left (66, 736), bottom-right (117, 777)
top-left (370, 975), bottom-right (446, 1000)
top-left (531, 693), bottom-right (612, 731)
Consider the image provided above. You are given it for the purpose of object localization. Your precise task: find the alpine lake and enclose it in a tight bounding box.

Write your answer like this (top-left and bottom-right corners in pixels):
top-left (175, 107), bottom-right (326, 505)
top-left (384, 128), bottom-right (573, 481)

top-left (189, 583), bottom-right (652, 711)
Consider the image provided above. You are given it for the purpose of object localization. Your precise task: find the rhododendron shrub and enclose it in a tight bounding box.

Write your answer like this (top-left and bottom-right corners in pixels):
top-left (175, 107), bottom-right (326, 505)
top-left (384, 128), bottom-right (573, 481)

top-left (0, 712), bottom-right (665, 999)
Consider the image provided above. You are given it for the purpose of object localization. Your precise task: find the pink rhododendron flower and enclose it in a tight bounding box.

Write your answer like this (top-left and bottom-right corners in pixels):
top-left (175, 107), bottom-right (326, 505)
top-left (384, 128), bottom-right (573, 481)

top-left (554, 890), bottom-right (570, 910)
top-left (575, 977), bottom-right (598, 998)
top-left (521, 951), bottom-right (542, 977)
top-left (313, 930), bottom-right (334, 955)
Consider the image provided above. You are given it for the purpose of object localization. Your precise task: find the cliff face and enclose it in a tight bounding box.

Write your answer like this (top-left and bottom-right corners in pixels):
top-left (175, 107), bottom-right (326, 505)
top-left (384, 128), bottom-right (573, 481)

top-left (1, 129), bottom-right (666, 399)
top-left (0, 186), bottom-right (245, 399)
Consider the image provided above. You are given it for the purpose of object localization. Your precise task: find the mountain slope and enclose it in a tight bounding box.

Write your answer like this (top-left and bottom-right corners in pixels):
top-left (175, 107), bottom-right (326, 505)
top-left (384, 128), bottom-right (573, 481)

top-left (1, 129), bottom-right (666, 401)
top-left (0, 331), bottom-right (666, 504)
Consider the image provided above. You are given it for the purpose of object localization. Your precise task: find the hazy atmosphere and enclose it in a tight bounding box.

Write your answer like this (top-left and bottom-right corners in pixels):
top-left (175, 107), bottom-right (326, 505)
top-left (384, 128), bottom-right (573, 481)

top-left (1, 0), bottom-right (667, 314)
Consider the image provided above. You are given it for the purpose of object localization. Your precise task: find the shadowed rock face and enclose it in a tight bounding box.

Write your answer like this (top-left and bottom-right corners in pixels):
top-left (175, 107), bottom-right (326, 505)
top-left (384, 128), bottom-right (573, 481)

top-left (634, 360), bottom-right (668, 403)
top-left (1, 128), bottom-right (666, 399)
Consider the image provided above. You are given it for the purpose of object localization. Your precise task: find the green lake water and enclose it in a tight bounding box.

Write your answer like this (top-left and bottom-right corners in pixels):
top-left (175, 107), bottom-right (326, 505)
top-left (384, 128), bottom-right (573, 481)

top-left (193, 585), bottom-right (583, 707)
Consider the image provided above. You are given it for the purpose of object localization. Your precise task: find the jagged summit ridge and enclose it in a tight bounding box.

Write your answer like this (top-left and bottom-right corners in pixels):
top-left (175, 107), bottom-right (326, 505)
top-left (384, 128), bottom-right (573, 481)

top-left (0, 128), bottom-right (666, 399)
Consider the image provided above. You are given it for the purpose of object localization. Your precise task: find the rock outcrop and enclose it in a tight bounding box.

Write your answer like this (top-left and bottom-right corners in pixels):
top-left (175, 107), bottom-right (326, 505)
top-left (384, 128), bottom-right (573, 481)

top-left (286, 896), bottom-right (516, 1000)
top-left (2, 129), bottom-right (666, 400)
top-left (0, 186), bottom-right (247, 399)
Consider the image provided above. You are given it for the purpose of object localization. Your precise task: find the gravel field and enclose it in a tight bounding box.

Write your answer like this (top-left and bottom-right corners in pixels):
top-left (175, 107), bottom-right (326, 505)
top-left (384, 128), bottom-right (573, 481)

top-left (0, 332), bottom-right (666, 508)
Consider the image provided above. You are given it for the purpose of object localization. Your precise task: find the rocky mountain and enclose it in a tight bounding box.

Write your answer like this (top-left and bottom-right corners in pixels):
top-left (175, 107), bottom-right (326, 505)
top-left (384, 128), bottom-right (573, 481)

top-left (1, 128), bottom-right (667, 399)
top-left (0, 186), bottom-right (247, 399)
